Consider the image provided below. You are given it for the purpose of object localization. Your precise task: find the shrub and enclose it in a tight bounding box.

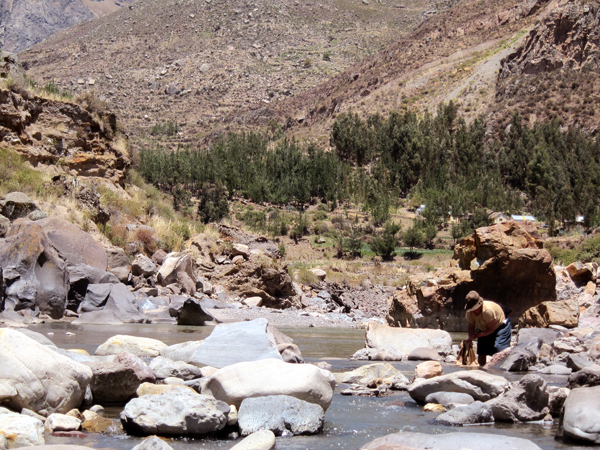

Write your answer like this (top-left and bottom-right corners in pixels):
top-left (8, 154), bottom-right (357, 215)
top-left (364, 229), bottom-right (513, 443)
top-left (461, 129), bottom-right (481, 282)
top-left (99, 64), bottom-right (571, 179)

top-left (312, 210), bottom-right (328, 221)
top-left (371, 221), bottom-right (401, 259)
top-left (198, 183), bottom-right (229, 224)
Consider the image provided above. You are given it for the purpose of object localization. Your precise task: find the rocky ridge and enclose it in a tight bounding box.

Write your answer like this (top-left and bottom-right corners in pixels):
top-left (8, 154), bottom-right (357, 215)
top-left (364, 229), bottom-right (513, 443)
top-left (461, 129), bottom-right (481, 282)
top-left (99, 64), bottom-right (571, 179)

top-left (0, 84), bottom-right (130, 185)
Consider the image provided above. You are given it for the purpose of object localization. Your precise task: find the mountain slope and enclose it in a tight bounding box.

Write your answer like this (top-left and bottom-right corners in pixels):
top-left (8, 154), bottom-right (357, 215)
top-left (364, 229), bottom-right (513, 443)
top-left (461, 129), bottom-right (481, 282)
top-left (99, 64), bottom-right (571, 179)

top-left (0, 0), bottom-right (135, 53)
top-left (20, 0), bottom-right (442, 143)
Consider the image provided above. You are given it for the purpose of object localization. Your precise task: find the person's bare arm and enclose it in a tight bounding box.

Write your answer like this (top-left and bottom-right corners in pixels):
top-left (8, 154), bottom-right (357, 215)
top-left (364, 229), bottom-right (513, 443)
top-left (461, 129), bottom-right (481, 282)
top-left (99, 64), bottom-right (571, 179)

top-left (474, 319), bottom-right (497, 338)
top-left (468, 323), bottom-right (476, 342)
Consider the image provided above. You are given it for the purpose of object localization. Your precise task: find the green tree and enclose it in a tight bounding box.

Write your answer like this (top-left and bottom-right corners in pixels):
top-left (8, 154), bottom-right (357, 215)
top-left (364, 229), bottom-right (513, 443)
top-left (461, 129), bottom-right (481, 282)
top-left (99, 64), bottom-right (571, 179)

top-left (451, 223), bottom-right (463, 245)
top-left (371, 221), bottom-right (401, 259)
top-left (403, 223), bottom-right (424, 252)
top-left (198, 183), bottom-right (229, 224)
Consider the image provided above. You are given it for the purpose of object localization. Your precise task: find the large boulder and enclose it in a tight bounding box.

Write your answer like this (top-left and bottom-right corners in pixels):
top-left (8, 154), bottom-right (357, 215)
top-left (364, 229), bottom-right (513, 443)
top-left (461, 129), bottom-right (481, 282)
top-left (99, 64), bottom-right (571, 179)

top-left (114, 352), bottom-right (156, 383)
top-left (9, 217), bottom-right (108, 271)
top-left (519, 299), bottom-right (579, 328)
top-left (567, 365), bottom-right (600, 389)
top-left (131, 436), bottom-right (175, 450)
top-left (85, 361), bottom-right (142, 404)
top-left (95, 335), bottom-right (167, 357)
top-left (360, 431), bottom-right (543, 449)
top-left (0, 222), bottom-right (68, 318)
top-left (408, 370), bottom-right (508, 403)
top-left (388, 222), bottom-right (556, 330)
top-left (516, 327), bottom-right (562, 346)
top-left (487, 374), bottom-right (549, 422)
top-left (0, 329), bottom-right (92, 414)
top-left (120, 387), bottom-right (228, 436)
top-left (453, 222), bottom-right (556, 322)
top-left (161, 341), bottom-right (204, 363)
top-left (238, 395), bottom-right (324, 436)
top-left (188, 318), bottom-right (282, 368)
top-left (202, 358), bottom-right (335, 411)
top-left (0, 408), bottom-right (45, 447)
top-left (66, 264), bottom-right (118, 312)
top-left (132, 254), bottom-right (157, 277)
top-left (558, 386), bottom-right (600, 444)
top-left (365, 321), bottom-right (452, 356)
top-left (0, 192), bottom-right (40, 221)
top-left (106, 247), bottom-right (131, 283)
top-left (434, 401), bottom-right (493, 426)
top-left (168, 296), bottom-right (214, 326)
top-left (157, 253), bottom-right (194, 287)
top-left (334, 363), bottom-right (399, 387)
top-left (78, 283), bottom-right (146, 323)
top-left (148, 357), bottom-right (203, 381)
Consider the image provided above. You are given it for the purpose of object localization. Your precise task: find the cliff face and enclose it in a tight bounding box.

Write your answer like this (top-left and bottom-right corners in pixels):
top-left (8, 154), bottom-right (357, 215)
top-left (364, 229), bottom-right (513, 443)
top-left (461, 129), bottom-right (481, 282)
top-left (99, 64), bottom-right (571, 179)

top-left (0, 0), bottom-right (94, 53)
top-left (0, 87), bottom-right (130, 185)
top-left (499, 0), bottom-right (600, 77)
top-left (494, 0), bottom-right (600, 131)
top-left (0, 0), bottom-right (136, 54)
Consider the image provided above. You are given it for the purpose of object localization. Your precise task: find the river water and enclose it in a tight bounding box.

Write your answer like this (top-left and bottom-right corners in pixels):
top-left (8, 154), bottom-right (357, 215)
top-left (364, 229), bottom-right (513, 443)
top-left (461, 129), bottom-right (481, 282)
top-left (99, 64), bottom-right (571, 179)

top-left (28, 322), bottom-right (586, 450)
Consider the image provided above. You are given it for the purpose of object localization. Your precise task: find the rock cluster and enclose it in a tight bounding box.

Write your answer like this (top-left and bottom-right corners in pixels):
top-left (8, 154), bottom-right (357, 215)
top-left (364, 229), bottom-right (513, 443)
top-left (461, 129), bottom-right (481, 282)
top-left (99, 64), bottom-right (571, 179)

top-left (388, 221), bottom-right (556, 330)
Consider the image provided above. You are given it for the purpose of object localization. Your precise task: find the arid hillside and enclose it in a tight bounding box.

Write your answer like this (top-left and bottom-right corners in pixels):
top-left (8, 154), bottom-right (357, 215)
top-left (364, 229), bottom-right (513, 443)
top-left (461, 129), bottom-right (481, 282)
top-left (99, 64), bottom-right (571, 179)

top-left (20, 0), bottom-right (446, 145)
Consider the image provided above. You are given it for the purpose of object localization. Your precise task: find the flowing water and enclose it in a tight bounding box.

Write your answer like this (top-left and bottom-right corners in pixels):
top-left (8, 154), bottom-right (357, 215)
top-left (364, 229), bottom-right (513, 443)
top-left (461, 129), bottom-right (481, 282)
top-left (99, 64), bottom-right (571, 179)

top-left (28, 322), bottom-right (587, 450)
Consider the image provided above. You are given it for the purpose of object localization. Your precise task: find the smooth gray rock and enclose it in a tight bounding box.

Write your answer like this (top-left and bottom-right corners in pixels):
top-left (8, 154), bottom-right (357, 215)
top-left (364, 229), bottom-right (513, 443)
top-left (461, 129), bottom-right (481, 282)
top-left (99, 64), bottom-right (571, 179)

top-left (517, 327), bottom-right (562, 346)
top-left (434, 401), bottom-right (493, 426)
top-left (120, 387), bottom-right (227, 436)
top-left (408, 370), bottom-right (508, 403)
top-left (567, 353), bottom-right (594, 372)
top-left (366, 321), bottom-right (452, 356)
top-left (161, 341), bottom-right (204, 363)
top-left (43, 413), bottom-right (81, 432)
top-left (361, 431), bottom-right (543, 449)
top-left (407, 347), bottom-right (441, 361)
top-left (537, 364), bottom-right (572, 375)
top-left (238, 395), bottom-right (324, 436)
top-left (0, 328), bottom-right (92, 414)
top-left (79, 284), bottom-right (111, 312)
top-left (500, 345), bottom-right (538, 372)
top-left (34, 217), bottom-right (108, 270)
top-left (132, 254), bottom-right (158, 277)
top-left (558, 385), bottom-right (600, 444)
top-left (149, 356), bottom-right (203, 380)
top-left (189, 318), bottom-right (282, 369)
top-left (72, 309), bottom-right (124, 325)
top-left (425, 392), bottom-right (475, 407)
top-left (107, 247), bottom-right (131, 283)
top-left (85, 361), bottom-right (141, 404)
top-left (487, 374), bottom-right (549, 422)
top-left (131, 435), bottom-right (175, 450)
top-left (202, 358), bottom-right (336, 411)
top-left (334, 363), bottom-right (398, 387)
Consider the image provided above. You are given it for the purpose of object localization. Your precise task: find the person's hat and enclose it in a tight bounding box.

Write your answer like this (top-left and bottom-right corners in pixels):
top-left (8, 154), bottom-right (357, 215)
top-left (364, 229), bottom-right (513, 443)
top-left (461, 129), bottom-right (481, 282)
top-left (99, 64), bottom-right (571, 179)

top-left (465, 291), bottom-right (483, 312)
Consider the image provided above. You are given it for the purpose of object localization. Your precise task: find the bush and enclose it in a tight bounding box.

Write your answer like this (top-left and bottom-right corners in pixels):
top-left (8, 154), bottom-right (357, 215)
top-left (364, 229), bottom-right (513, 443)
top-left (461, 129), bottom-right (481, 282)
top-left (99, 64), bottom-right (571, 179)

top-left (403, 223), bottom-right (424, 252)
top-left (198, 183), bottom-right (229, 224)
top-left (313, 221), bottom-right (329, 235)
top-left (312, 210), bottom-right (328, 221)
top-left (371, 221), bottom-right (401, 259)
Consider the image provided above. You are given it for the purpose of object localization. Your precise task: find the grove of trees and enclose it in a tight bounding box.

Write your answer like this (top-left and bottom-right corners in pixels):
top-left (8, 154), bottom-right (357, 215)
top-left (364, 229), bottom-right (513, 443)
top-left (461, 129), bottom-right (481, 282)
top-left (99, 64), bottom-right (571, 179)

top-left (138, 103), bottom-right (600, 233)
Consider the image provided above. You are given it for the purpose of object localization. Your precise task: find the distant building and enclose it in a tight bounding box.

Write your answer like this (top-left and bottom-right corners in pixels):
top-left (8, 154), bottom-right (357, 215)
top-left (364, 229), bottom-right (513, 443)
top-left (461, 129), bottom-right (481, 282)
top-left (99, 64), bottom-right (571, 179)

top-left (511, 214), bottom-right (536, 222)
top-left (489, 212), bottom-right (510, 224)
top-left (416, 204), bottom-right (426, 216)
top-left (576, 216), bottom-right (585, 223)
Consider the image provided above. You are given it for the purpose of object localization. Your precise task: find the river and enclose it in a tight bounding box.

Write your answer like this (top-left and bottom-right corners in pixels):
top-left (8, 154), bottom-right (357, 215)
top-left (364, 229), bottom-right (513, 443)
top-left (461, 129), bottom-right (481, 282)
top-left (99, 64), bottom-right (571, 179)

top-left (28, 322), bottom-right (586, 450)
